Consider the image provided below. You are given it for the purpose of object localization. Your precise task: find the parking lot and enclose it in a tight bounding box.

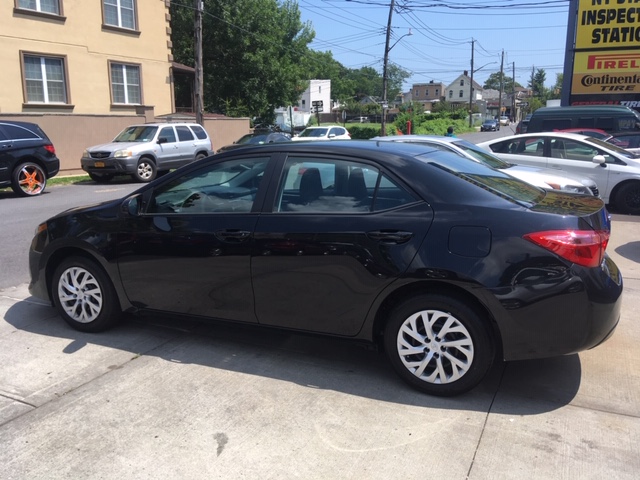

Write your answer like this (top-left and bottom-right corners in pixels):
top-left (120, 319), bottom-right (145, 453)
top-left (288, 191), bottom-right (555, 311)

top-left (1, 201), bottom-right (639, 478)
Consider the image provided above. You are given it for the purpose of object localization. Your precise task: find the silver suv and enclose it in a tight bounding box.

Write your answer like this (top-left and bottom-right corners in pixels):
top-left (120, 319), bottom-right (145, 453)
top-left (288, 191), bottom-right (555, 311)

top-left (81, 123), bottom-right (212, 183)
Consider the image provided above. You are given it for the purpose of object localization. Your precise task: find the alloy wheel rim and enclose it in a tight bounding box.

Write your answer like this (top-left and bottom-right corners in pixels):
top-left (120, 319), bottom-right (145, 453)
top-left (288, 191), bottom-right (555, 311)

top-left (138, 162), bottom-right (153, 180)
top-left (18, 165), bottom-right (45, 195)
top-left (397, 309), bottom-right (474, 385)
top-left (57, 267), bottom-right (103, 323)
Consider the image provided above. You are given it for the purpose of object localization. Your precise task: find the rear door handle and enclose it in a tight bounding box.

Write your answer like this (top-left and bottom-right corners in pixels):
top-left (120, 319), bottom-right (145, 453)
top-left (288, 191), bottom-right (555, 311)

top-left (366, 230), bottom-right (413, 244)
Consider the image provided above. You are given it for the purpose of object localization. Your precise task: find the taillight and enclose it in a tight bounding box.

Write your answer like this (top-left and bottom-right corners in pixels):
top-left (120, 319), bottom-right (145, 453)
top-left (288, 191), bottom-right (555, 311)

top-left (44, 144), bottom-right (56, 154)
top-left (523, 230), bottom-right (610, 268)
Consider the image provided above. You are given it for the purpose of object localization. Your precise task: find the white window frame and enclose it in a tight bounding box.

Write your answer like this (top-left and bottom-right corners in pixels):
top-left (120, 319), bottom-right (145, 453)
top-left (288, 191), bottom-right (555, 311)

top-left (22, 54), bottom-right (68, 104)
top-left (103, 0), bottom-right (136, 30)
top-left (110, 62), bottom-right (141, 105)
top-left (17, 0), bottom-right (61, 15)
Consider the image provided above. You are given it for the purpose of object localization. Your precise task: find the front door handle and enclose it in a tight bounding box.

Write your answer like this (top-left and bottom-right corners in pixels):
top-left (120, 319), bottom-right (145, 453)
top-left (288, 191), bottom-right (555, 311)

top-left (215, 229), bottom-right (251, 242)
top-left (366, 230), bottom-right (413, 244)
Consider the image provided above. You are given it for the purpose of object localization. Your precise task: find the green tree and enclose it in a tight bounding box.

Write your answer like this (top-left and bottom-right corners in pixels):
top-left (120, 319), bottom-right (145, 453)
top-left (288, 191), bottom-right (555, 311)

top-left (483, 72), bottom-right (521, 92)
top-left (170, 0), bottom-right (314, 120)
top-left (528, 68), bottom-right (547, 98)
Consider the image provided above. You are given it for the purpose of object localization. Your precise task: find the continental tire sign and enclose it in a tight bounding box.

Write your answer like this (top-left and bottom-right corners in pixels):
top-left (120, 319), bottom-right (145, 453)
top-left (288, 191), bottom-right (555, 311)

top-left (568, 1), bottom-right (640, 110)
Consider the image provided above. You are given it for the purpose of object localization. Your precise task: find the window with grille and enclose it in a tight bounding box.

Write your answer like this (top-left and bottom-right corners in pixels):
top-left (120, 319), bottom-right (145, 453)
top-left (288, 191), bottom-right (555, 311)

top-left (103, 0), bottom-right (136, 30)
top-left (22, 54), bottom-right (68, 103)
top-left (18, 0), bottom-right (60, 15)
top-left (110, 63), bottom-right (141, 104)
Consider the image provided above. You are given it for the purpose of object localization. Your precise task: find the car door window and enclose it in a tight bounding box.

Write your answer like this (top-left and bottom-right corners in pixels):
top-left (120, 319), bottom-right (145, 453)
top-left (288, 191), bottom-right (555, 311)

top-left (275, 157), bottom-right (416, 213)
top-left (1, 124), bottom-right (39, 140)
top-left (176, 126), bottom-right (195, 142)
top-left (147, 157), bottom-right (268, 214)
top-left (562, 140), bottom-right (599, 162)
top-left (158, 126), bottom-right (177, 144)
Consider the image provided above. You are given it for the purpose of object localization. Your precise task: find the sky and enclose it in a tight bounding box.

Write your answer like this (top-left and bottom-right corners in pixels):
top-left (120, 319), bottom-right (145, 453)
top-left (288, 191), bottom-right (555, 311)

top-left (296, 0), bottom-right (572, 91)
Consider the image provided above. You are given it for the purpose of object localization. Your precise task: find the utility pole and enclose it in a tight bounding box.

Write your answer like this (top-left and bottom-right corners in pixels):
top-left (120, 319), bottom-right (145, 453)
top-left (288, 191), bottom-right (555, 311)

top-left (498, 50), bottom-right (504, 123)
top-left (469, 39), bottom-right (474, 127)
top-left (512, 61), bottom-right (516, 121)
top-left (194, 0), bottom-right (204, 125)
top-left (380, 0), bottom-right (395, 136)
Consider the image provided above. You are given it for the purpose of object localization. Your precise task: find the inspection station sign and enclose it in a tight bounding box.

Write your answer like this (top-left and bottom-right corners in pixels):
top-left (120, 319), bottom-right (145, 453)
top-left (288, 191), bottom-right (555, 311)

top-left (567, 0), bottom-right (640, 110)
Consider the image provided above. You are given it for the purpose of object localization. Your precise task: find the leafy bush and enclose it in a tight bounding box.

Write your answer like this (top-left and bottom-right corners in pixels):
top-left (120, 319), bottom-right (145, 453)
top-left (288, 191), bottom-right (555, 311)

top-left (346, 124), bottom-right (382, 139)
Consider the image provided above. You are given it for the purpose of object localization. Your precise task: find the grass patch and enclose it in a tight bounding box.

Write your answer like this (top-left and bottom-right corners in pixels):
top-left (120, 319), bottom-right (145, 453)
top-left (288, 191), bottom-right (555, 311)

top-left (48, 175), bottom-right (91, 186)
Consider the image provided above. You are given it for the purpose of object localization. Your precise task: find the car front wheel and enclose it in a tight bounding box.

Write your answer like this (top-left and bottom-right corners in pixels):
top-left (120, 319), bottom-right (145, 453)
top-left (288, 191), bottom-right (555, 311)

top-left (384, 294), bottom-right (494, 396)
top-left (12, 162), bottom-right (46, 196)
top-left (133, 157), bottom-right (157, 182)
top-left (613, 182), bottom-right (640, 215)
top-left (52, 256), bottom-right (121, 332)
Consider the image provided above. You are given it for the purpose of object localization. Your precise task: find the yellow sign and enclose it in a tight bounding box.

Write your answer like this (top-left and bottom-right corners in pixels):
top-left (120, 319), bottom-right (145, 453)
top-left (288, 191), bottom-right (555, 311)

top-left (576, 0), bottom-right (640, 49)
top-left (572, 51), bottom-right (640, 94)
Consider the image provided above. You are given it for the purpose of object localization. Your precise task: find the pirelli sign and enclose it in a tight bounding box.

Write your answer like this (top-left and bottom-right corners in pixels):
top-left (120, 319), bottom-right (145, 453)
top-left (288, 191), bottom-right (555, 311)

top-left (568, 1), bottom-right (640, 109)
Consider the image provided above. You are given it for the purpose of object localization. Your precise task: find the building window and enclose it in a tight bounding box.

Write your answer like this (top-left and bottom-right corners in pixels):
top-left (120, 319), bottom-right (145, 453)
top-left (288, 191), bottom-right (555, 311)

top-left (103, 0), bottom-right (136, 30)
top-left (17, 0), bottom-right (60, 14)
top-left (435, 89), bottom-right (439, 95)
top-left (460, 79), bottom-right (464, 86)
top-left (22, 54), bottom-right (68, 103)
top-left (449, 90), bottom-right (453, 98)
top-left (459, 90), bottom-right (464, 98)
top-left (110, 62), bottom-right (141, 104)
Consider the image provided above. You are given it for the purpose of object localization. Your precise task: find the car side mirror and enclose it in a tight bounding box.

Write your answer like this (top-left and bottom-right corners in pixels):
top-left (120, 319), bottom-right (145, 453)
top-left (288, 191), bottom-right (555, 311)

top-left (121, 194), bottom-right (143, 216)
top-left (593, 154), bottom-right (607, 165)
top-left (157, 137), bottom-right (167, 144)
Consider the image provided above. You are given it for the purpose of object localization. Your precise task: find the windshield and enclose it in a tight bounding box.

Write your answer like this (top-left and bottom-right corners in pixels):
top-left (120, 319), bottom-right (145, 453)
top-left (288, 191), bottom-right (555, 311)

top-left (299, 128), bottom-right (328, 138)
top-left (584, 136), bottom-right (639, 158)
top-left (452, 140), bottom-right (511, 169)
top-left (113, 126), bottom-right (158, 142)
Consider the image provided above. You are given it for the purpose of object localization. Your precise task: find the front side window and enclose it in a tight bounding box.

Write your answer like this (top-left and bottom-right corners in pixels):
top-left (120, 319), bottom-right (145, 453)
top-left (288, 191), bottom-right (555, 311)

top-left (148, 157), bottom-right (269, 214)
top-left (110, 62), bottom-right (141, 104)
top-left (275, 157), bottom-right (415, 213)
top-left (158, 126), bottom-right (176, 144)
top-left (17, 0), bottom-right (60, 14)
top-left (22, 54), bottom-right (68, 103)
top-left (103, 0), bottom-right (136, 29)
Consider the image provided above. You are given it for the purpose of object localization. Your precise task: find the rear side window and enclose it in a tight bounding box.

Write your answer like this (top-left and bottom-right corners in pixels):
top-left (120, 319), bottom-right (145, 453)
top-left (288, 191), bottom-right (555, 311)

top-left (0, 128), bottom-right (8, 142)
top-left (190, 125), bottom-right (208, 140)
top-left (594, 117), bottom-right (615, 131)
top-left (541, 118), bottom-right (571, 131)
top-left (176, 126), bottom-right (195, 142)
top-left (1, 124), bottom-right (40, 140)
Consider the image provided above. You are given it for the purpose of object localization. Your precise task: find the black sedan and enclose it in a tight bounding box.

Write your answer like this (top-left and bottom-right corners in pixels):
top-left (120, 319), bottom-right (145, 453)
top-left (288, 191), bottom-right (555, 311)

top-left (480, 119), bottom-right (499, 132)
top-left (217, 131), bottom-right (291, 153)
top-left (28, 141), bottom-right (622, 396)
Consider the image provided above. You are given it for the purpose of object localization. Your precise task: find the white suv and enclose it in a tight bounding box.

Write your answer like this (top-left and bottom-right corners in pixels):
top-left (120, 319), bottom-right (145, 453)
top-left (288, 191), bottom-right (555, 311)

top-left (81, 123), bottom-right (212, 183)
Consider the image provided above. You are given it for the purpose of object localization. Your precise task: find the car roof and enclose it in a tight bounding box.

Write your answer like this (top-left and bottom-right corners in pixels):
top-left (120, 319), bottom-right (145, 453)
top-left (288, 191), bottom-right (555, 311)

top-left (371, 134), bottom-right (458, 145)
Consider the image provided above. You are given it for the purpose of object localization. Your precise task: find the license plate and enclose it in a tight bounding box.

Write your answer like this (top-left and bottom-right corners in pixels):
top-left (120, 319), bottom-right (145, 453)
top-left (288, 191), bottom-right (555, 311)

top-left (94, 161), bottom-right (105, 168)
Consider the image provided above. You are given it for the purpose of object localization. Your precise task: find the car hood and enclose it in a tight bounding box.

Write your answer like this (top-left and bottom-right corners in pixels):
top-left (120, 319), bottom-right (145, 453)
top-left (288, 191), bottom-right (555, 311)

top-left (86, 142), bottom-right (146, 152)
top-left (506, 164), bottom-right (597, 188)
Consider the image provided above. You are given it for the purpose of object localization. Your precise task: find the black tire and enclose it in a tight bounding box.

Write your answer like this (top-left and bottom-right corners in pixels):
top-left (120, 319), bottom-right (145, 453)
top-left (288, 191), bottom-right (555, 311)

top-left (613, 182), bottom-right (640, 215)
top-left (88, 172), bottom-right (114, 183)
top-left (133, 157), bottom-right (157, 183)
top-left (383, 294), bottom-right (494, 396)
top-left (52, 256), bottom-right (122, 332)
top-left (195, 152), bottom-right (208, 161)
top-left (11, 162), bottom-right (47, 197)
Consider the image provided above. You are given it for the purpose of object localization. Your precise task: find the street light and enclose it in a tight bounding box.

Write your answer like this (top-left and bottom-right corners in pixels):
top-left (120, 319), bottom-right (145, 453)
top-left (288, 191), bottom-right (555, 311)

top-left (381, 22), bottom-right (412, 136)
top-left (468, 60), bottom-right (497, 127)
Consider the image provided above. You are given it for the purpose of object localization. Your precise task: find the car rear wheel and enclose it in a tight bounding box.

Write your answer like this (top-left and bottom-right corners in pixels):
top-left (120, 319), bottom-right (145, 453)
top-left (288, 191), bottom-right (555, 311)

top-left (52, 256), bottom-right (121, 332)
top-left (613, 182), bottom-right (640, 215)
top-left (384, 294), bottom-right (494, 396)
top-left (133, 157), bottom-right (157, 182)
top-left (11, 162), bottom-right (46, 197)
top-left (88, 173), bottom-right (114, 183)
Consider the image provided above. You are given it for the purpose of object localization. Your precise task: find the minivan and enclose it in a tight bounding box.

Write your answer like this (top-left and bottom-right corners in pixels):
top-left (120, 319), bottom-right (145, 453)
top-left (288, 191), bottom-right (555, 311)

top-left (527, 106), bottom-right (640, 134)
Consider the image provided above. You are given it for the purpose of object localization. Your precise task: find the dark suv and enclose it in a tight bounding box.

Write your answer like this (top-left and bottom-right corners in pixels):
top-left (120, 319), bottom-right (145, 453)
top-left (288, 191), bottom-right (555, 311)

top-left (0, 121), bottom-right (60, 196)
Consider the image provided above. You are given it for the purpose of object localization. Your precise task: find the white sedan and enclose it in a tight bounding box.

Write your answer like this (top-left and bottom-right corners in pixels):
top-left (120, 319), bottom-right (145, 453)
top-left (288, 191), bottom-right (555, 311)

top-left (478, 132), bottom-right (640, 214)
top-left (292, 126), bottom-right (351, 141)
top-left (371, 135), bottom-right (598, 197)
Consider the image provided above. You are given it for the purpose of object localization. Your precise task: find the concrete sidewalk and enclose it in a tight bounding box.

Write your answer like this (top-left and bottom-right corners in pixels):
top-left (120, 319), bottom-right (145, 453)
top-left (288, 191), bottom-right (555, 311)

top-left (1, 215), bottom-right (639, 479)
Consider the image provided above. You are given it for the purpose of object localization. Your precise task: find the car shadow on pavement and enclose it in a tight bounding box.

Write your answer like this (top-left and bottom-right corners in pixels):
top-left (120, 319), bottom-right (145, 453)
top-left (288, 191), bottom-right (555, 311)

top-left (615, 241), bottom-right (640, 263)
top-left (4, 297), bottom-right (581, 414)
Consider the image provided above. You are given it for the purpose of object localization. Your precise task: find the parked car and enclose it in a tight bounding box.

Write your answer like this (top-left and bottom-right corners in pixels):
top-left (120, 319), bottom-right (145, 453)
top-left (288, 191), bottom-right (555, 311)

top-left (347, 116), bottom-right (369, 123)
top-left (478, 132), bottom-right (640, 214)
top-left (292, 126), bottom-right (351, 141)
top-left (607, 131), bottom-right (640, 155)
top-left (499, 115), bottom-right (510, 126)
top-left (526, 105), bottom-right (640, 134)
top-left (480, 119), bottom-right (499, 132)
top-left (0, 120), bottom-right (60, 197)
top-left (81, 123), bottom-right (212, 183)
top-left (29, 141), bottom-right (622, 397)
top-left (217, 131), bottom-right (291, 153)
top-left (371, 135), bottom-right (598, 196)
top-left (557, 128), bottom-right (612, 141)
top-left (515, 114), bottom-right (532, 134)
